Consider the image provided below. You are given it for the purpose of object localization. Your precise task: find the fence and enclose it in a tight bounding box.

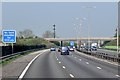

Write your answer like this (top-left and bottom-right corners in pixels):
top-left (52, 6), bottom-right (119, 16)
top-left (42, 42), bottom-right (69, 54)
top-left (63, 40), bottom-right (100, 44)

top-left (76, 49), bottom-right (120, 64)
top-left (1, 44), bottom-right (46, 57)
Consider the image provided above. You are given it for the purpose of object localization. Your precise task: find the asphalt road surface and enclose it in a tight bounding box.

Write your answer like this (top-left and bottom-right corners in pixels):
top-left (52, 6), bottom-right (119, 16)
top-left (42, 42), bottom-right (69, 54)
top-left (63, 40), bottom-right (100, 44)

top-left (23, 50), bottom-right (119, 79)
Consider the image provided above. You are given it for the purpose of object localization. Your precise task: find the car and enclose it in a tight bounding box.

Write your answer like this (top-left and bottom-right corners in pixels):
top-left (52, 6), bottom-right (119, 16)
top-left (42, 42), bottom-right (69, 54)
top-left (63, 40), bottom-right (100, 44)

top-left (69, 47), bottom-right (74, 51)
top-left (84, 46), bottom-right (92, 51)
top-left (91, 46), bottom-right (97, 51)
top-left (61, 47), bottom-right (69, 55)
top-left (50, 47), bottom-right (56, 51)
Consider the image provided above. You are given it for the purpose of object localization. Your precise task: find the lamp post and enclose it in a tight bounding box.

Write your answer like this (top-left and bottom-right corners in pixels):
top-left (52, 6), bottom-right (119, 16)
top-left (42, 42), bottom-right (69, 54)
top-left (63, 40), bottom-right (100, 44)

top-left (74, 17), bottom-right (86, 49)
top-left (83, 6), bottom-right (96, 51)
top-left (53, 24), bottom-right (56, 38)
top-left (117, 26), bottom-right (119, 57)
top-left (74, 23), bottom-right (79, 49)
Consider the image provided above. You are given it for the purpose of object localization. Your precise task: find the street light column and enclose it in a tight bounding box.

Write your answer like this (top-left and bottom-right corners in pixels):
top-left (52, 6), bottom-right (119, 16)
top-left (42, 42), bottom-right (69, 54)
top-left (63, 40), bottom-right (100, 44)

top-left (53, 24), bottom-right (56, 38)
top-left (117, 26), bottom-right (119, 57)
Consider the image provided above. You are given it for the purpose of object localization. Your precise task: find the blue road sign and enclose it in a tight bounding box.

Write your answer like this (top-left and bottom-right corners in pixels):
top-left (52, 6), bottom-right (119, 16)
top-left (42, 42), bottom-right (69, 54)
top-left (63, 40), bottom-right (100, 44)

top-left (2, 30), bottom-right (16, 43)
top-left (70, 41), bottom-right (74, 46)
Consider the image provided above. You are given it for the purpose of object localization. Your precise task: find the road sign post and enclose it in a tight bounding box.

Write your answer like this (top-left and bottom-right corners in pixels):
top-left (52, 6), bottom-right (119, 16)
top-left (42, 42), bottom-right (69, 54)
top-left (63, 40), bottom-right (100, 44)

top-left (70, 41), bottom-right (74, 46)
top-left (2, 30), bottom-right (16, 54)
top-left (12, 43), bottom-right (14, 54)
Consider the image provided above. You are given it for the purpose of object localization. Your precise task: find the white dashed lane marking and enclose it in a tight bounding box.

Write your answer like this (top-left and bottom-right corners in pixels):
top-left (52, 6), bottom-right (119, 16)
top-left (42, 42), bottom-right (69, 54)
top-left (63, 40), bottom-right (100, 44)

top-left (86, 62), bottom-right (89, 64)
top-left (74, 57), bottom-right (77, 58)
top-left (79, 59), bottom-right (82, 61)
top-left (62, 66), bottom-right (66, 69)
top-left (69, 74), bottom-right (75, 78)
top-left (59, 61), bottom-right (61, 64)
top-left (97, 67), bottom-right (102, 70)
top-left (115, 75), bottom-right (120, 77)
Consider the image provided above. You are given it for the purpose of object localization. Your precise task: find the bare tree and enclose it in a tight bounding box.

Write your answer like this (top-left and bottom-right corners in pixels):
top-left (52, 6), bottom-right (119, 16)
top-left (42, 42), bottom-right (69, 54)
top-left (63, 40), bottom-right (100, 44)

top-left (17, 31), bottom-right (24, 38)
top-left (17, 29), bottom-right (35, 38)
top-left (42, 30), bottom-right (54, 38)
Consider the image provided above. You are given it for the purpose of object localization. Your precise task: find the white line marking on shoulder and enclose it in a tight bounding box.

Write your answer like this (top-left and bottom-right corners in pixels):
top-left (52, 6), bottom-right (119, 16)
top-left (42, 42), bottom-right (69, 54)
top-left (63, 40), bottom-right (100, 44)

top-left (18, 50), bottom-right (46, 79)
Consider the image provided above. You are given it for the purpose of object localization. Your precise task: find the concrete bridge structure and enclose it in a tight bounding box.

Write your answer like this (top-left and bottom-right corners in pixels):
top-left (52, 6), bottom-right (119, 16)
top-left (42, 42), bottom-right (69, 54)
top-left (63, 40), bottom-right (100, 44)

top-left (44, 37), bottom-right (116, 48)
top-left (44, 37), bottom-right (116, 41)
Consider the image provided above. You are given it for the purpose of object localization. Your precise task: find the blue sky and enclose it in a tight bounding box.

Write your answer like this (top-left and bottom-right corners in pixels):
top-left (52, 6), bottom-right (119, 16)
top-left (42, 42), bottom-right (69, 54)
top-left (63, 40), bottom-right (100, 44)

top-left (2, 2), bottom-right (118, 38)
top-left (1, 0), bottom-right (119, 2)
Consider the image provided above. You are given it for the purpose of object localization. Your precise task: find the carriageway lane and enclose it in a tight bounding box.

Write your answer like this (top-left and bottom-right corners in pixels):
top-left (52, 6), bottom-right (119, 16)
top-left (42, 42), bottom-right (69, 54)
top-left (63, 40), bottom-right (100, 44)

top-left (73, 51), bottom-right (119, 75)
top-left (56, 51), bottom-right (118, 78)
top-left (23, 50), bottom-right (119, 79)
top-left (23, 51), bottom-right (70, 78)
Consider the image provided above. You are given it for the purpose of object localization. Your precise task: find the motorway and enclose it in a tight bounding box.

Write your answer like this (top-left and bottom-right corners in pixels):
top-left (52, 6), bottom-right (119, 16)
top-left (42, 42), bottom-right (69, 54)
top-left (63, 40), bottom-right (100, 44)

top-left (22, 50), bottom-right (119, 79)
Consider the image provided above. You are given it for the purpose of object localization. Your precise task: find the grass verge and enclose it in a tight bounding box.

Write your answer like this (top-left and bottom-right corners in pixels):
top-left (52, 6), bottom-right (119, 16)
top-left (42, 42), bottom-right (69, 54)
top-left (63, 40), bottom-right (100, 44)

top-left (102, 46), bottom-right (120, 51)
top-left (0, 48), bottom-right (45, 66)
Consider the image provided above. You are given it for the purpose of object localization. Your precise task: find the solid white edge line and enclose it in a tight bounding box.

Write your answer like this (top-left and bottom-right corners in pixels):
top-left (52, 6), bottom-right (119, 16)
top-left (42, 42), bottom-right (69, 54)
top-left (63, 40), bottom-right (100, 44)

top-left (18, 50), bottom-right (46, 79)
top-left (97, 67), bottom-right (102, 69)
top-left (69, 74), bottom-right (75, 78)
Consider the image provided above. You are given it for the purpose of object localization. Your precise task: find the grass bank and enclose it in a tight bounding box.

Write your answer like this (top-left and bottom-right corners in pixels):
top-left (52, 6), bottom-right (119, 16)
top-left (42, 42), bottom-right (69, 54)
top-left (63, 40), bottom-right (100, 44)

top-left (1, 48), bottom-right (45, 66)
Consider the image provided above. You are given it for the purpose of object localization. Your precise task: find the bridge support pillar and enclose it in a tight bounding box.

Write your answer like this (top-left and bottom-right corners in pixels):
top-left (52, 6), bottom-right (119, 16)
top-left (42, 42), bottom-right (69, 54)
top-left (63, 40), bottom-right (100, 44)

top-left (60, 41), bottom-right (63, 47)
top-left (98, 40), bottom-right (102, 48)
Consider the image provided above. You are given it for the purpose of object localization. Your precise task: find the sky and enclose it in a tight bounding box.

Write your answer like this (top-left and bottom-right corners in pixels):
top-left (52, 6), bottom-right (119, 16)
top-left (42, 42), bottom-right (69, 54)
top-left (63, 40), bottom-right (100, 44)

top-left (1, 2), bottom-right (118, 38)
top-left (1, 0), bottom-right (120, 2)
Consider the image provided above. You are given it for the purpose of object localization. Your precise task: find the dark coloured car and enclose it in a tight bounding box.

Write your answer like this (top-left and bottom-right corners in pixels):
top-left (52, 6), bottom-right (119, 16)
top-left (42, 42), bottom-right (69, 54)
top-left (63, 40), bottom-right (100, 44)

top-left (85, 46), bottom-right (92, 51)
top-left (91, 46), bottom-right (97, 51)
top-left (61, 47), bottom-right (69, 55)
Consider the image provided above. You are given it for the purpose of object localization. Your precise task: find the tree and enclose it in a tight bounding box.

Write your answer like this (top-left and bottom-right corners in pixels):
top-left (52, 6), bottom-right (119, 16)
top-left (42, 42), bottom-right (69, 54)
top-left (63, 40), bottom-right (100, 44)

top-left (50, 41), bottom-right (60, 46)
top-left (42, 30), bottom-right (54, 38)
top-left (102, 40), bottom-right (111, 46)
top-left (17, 29), bottom-right (35, 39)
top-left (17, 31), bottom-right (24, 39)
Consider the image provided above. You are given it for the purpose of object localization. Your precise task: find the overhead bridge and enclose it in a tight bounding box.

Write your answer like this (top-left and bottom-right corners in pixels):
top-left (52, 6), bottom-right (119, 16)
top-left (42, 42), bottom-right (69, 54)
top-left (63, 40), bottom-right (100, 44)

top-left (44, 37), bottom-right (117, 41)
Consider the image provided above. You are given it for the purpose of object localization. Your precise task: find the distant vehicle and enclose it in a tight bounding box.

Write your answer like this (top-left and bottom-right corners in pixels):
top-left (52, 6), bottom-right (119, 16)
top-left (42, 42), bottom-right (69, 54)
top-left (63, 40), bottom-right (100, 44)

top-left (69, 47), bottom-right (74, 51)
top-left (73, 46), bottom-right (76, 49)
top-left (61, 47), bottom-right (69, 55)
top-left (91, 46), bottom-right (97, 51)
top-left (50, 47), bottom-right (56, 51)
top-left (84, 46), bottom-right (92, 51)
top-left (91, 43), bottom-right (97, 47)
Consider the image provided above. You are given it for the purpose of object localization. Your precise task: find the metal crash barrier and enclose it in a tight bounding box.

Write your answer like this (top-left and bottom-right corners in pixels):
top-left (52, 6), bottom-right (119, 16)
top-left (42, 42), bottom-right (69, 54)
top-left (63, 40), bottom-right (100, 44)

top-left (76, 49), bottom-right (120, 64)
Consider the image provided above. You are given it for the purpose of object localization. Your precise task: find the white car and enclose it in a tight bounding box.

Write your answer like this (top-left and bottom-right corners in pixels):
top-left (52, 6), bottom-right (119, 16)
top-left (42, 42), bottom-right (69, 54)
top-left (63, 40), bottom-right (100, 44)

top-left (69, 48), bottom-right (74, 51)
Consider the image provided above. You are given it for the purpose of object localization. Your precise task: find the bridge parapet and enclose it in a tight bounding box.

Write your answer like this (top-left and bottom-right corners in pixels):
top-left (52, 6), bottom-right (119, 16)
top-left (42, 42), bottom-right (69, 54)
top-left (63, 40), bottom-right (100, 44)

top-left (44, 37), bottom-right (116, 41)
